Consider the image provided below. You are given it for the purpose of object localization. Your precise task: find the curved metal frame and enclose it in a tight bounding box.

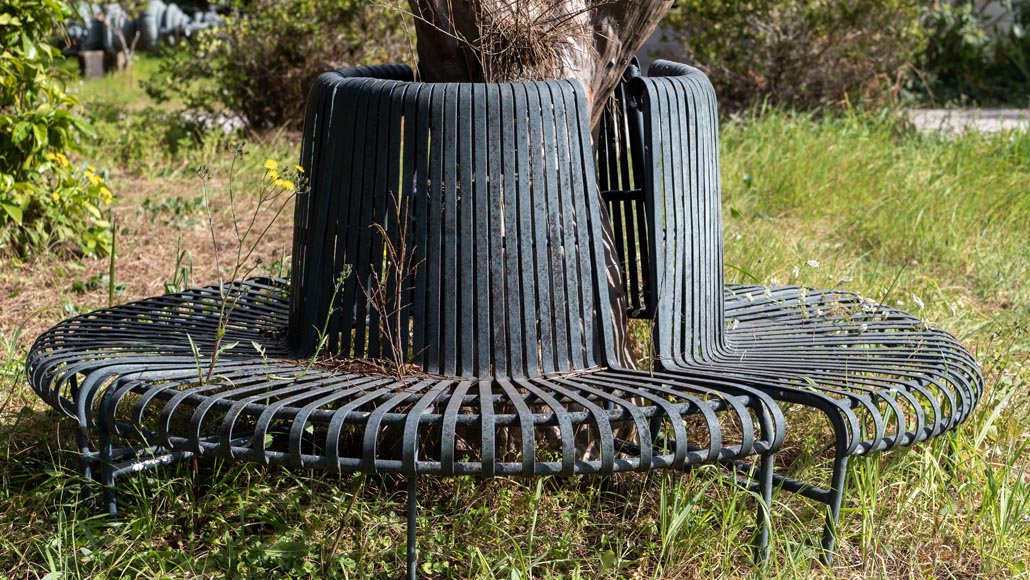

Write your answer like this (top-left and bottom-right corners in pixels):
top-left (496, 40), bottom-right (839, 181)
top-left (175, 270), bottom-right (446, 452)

top-left (598, 59), bottom-right (982, 559)
top-left (27, 64), bottom-right (784, 577)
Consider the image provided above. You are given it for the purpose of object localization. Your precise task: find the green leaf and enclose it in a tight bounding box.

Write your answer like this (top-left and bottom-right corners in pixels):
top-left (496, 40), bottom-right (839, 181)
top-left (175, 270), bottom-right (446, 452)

top-left (32, 123), bottom-right (47, 150)
top-left (263, 541), bottom-right (308, 558)
top-left (1, 203), bottom-right (23, 224)
top-left (12, 122), bottom-right (30, 144)
top-left (82, 202), bottom-right (102, 219)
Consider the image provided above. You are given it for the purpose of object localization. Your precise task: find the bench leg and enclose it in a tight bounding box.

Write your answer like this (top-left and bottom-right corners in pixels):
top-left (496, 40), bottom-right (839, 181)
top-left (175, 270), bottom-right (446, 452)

top-left (821, 453), bottom-right (849, 564)
top-left (99, 430), bottom-right (118, 518)
top-left (407, 477), bottom-right (418, 580)
top-left (754, 452), bottom-right (774, 562)
top-left (75, 423), bottom-right (95, 495)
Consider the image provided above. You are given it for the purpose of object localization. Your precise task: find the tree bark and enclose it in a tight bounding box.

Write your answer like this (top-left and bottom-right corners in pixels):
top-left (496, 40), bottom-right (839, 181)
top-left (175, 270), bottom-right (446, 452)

top-left (406, 0), bottom-right (673, 129)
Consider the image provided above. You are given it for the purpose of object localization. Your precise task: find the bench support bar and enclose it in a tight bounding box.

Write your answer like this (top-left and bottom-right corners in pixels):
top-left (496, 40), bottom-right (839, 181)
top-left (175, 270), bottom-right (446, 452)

top-left (408, 478), bottom-right (418, 580)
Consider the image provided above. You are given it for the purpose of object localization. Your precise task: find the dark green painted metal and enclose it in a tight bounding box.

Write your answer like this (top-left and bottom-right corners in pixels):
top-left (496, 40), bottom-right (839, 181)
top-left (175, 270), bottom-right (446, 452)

top-left (597, 59), bottom-right (983, 561)
top-left (27, 64), bottom-right (783, 578)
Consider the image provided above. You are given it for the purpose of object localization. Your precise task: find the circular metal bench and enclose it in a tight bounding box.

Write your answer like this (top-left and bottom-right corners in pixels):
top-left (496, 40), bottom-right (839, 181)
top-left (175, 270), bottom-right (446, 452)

top-left (27, 64), bottom-right (784, 578)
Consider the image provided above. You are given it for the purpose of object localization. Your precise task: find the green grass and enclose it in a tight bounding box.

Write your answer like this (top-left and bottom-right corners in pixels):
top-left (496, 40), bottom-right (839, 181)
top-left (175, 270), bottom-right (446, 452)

top-left (63, 54), bottom-right (171, 110)
top-left (2, 62), bottom-right (1029, 577)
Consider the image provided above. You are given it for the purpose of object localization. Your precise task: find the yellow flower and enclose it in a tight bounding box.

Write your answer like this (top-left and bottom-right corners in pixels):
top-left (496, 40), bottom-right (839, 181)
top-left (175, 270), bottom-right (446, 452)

top-left (87, 165), bottom-right (96, 172)
top-left (295, 165), bottom-right (305, 174)
top-left (266, 168), bottom-right (280, 181)
top-left (273, 178), bottom-right (295, 192)
top-left (99, 186), bottom-right (113, 205)
top-left (263, 159), bottom-right (279, 171)
top-left (51, 192), bottom-right (60, 202)
top-left (86, 172), bottom-right (102, 186)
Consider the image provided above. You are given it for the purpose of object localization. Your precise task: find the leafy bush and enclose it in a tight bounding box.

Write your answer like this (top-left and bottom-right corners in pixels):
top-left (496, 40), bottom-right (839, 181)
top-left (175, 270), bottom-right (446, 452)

top-left (664, 0), bottom-right (927, 112)
top-left (146, 0), bottom-right (412, 129)
top-left (917, 0), bottom-right (1030, 105)
top-left (0, 0), bottom-right (113, 256)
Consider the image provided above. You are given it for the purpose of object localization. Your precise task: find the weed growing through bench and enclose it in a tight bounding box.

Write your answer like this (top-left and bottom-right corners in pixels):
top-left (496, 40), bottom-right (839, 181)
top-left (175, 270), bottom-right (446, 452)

top-left (195, 144), bottom-right (304, 382)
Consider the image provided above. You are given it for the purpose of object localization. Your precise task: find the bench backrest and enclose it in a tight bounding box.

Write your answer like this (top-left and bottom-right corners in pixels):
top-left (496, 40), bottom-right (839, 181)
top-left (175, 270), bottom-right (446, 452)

top-left (640, 62), bottom-right (726, 364)
top-left (598, 62), bottom-right (726, 363)
top-left (289, 65), bottom-right (620, 379)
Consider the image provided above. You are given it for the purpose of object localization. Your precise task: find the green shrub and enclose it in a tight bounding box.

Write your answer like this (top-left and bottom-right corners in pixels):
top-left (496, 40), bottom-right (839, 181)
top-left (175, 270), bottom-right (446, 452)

top-left (917, 0), bottom-right (1030, 106)
top-left (146, 0), bottom-right (412, 130)
top-left (0, 0), bottom-right (113, 256)
top-left (664, 0), bottom-right (927, 112)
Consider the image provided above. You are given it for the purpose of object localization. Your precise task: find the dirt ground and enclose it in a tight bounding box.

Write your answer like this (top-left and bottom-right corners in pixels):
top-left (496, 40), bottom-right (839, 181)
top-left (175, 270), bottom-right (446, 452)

top-left (0, 171), bottom-right (295, 346)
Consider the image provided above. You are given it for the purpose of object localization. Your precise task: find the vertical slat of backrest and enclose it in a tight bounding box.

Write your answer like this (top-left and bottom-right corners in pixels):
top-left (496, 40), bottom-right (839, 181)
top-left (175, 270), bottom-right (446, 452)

top-left (536, 83), bottom-right (566, 372)
top-left (441, 84), bottom-right (459, 376)
top-left (395, 84), bottom-right (421, 362)
top-left (422, 84), bottom-right (446, 373)
top-left (500, 84), bottom-right (525, 378)
top-left (485, 85), bottom-right (508, 377)
top-left (457, 84), bottom-right (475, 374)
top-left (526, 83), bottom-right (555, 375)
top-left (409, 86), bottom-right (433, 368)
top-left (513, 84), bottom-right (540, 376)
top-left (472, 84), bottom-right (492, 377)
top-left (549, 82), bottom-right (578, 370)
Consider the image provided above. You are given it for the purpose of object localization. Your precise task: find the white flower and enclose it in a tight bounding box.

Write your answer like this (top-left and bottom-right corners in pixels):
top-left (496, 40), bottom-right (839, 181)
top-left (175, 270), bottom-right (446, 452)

top-left (912, 295), bottom-right (925, 309)
top-left (792, 266), bottom-right (800, 279)
top-left (806, 259), bottom-right (820, 268)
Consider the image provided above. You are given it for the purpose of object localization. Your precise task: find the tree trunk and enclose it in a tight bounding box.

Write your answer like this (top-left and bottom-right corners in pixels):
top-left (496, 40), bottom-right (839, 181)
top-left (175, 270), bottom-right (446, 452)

top-left (407, 0), bottom-right (673, 130)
